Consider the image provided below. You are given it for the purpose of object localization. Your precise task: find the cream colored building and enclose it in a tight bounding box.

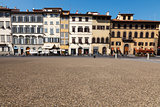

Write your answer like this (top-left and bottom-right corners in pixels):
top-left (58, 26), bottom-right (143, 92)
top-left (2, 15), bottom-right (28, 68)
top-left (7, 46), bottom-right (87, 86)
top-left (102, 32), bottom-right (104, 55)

top-left (111, 13), bottom-right (160, 55)
top-left (90, 12), bottom-right (111, 55)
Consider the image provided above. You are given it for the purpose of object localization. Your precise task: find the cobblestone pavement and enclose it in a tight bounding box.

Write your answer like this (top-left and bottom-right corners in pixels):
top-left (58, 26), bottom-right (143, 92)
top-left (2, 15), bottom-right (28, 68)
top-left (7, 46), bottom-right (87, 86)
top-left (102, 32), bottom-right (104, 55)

top-left (0, 57), bottom-right (160, 106)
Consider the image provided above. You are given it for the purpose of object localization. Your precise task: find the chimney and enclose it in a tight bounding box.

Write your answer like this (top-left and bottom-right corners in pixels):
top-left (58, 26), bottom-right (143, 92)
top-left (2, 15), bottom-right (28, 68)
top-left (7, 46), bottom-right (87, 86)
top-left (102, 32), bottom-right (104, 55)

top-left (14, 6), bottom-right (16, 9)
top-left (106, 11), bottom-right (109, 16)
top-left (26, 9), bottom-right (29, 12)
top-left (76, 10), bottom-right (78, 14)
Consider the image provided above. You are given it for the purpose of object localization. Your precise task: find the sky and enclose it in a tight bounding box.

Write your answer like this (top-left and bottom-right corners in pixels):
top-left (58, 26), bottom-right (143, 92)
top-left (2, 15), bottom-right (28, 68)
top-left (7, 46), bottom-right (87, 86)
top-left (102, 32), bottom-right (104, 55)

top-left (1, 0), bottom-right (160, 20)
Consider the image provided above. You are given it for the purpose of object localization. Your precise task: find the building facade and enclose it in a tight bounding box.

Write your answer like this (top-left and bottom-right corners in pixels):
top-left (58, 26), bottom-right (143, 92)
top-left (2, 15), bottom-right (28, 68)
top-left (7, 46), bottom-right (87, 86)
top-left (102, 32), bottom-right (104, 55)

top-left (0, 7), bottom-right (12, 55)
top-left (111, 13), bottom-right (160, 55)
top-left (11, 10), bottom-right (43, 55)
top-left (69, 14), bottom-right (92, 55)
top-left (60, 10), bottom-right (70, 55)
top-left (90, 12), bottom-right (111, 55)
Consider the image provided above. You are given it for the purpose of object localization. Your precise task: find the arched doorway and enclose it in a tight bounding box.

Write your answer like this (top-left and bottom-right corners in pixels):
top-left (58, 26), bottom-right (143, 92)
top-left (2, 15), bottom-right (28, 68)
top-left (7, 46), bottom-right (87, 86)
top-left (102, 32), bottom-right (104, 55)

top-left (26, 47), bottom-right (30, 55)
top-left (102, 47), bottom-right (106, 54)
top-left (78, 47), bottom-right (82, 55)
top-left (124, 44), bottom-right (129, 55)
top-left (14, 46), bottom-right (18, 55)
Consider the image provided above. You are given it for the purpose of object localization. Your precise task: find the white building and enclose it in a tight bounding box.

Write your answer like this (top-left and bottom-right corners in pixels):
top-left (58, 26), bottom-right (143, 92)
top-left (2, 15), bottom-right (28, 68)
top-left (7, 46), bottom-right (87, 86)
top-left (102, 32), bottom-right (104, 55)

top-left (0, 7), bottom-right (12, 55)
top-left (11, 10), bottom-right (44, 55)
top-left (42, 8), bottom-right (61, 55)
top-left (69, 14), bottom-right (92, 55)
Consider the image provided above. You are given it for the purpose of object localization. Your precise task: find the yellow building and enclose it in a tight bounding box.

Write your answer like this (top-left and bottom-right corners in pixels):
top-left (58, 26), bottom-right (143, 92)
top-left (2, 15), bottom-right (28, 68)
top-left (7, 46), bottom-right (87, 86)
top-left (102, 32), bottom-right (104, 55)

top-left (111, 13), bottom-right (160, 55)
top-left (90, 12), bottom-right (111, 55)
top-left (60, 10), bottom-right (70, 55)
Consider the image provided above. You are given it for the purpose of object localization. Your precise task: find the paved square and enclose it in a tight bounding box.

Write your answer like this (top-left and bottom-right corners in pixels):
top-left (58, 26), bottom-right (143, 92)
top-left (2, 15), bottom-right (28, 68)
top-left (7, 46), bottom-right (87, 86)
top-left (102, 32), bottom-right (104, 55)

top-left (0, 57), bottom-right (160, 106)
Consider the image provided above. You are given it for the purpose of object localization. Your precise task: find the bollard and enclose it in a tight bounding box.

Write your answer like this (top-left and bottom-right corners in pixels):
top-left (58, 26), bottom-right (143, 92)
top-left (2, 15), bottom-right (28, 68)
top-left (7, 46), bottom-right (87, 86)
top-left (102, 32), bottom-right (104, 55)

top-left (147, 53), bottom-right (150, 60)
top-left (115, 53), bottom-right (117, 59)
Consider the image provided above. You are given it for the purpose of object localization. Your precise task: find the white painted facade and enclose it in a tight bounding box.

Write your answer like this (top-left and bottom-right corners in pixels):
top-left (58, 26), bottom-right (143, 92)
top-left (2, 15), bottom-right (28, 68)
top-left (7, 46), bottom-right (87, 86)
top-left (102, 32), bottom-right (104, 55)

top-left (43, 9), bottom-right (61, 52)
top-left (0, 9), bottom-right (12, 55)
top-left (69, 15), bottom-right (92, 55)
top-left (11, 13), bottom-right (44, 55)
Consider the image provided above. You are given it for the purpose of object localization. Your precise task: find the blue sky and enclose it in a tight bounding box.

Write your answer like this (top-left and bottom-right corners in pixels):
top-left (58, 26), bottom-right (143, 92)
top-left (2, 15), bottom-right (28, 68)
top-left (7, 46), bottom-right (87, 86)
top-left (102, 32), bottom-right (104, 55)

top-left (1, 0), bottom-right (160, 20)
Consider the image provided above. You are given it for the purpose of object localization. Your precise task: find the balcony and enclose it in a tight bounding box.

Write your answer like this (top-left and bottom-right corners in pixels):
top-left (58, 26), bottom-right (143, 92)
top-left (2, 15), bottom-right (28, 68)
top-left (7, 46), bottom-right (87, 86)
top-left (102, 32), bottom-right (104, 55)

top-left (122, 37), bottom-right (134, 42)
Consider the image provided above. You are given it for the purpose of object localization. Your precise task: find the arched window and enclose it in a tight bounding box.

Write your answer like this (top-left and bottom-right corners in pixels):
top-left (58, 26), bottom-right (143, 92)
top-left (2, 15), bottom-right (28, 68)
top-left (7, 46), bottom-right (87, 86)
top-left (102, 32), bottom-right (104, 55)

top-left (101, 37), bottom-right (104, 43)
top-left (112, 31), bottom-right (115, 37)
top-left (129, 24), bottom-right (132, 29)
top-left (145, 32), bottom-right (149, 38)
top-left (97, 37), bottom-right (100, 43)
top-left (134, 32), bottom-right (138, 38)
top-left (151, 32), bottom-right (154, 38)
top-left (135, 24), bottom-right (138, 29)
top-left (106, 37), bottom-right (109, 44)
top-left (123, 32), bottom-right (126, 39)
top-left (124, 24), bottom-right (127, 29)
top-left (117, 31), bottom-right (120, 37)
top-left (140, 32), bottom-right (143, 38)
top-left (118, 24), bottom-right (121, 29)
top-left (129, 32), bottom-right (132, 39)
top-left (92, 37), bottom-right (95, 43)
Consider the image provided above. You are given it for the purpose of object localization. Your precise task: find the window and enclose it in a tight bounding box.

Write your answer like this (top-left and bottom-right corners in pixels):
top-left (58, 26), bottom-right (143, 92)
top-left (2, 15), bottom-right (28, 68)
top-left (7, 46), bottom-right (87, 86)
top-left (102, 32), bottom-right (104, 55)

top-left (116, 42), bottom-right (121, 46)
top-left (123, 32), bottom-right (126, 39)
top-left (18, 16), bottom-right (23, 22)
top-left (37, 16), bottom-right (42, 22)
top-left (72, 26), bottom-right (76, 32)
top-left (84, 26), bottom-right (90, 32)
top-left (44, 21), bottom-right (47, 25)
top-left (85, 17), bottom-right (89, 22)
top-left (24, 16), bottom-right (29, 22)
top-left (129, 24), bottom-right (132, 29)
top-left (56, 28), bottom-right (59, 33)
top-left (19, 26), bottom-right (24, 33)
top-left (112, 24), bottom-right (115, 29)
top-left (78, 37), bottom-right (82, 44)
top-left (140, 32), bottom-right (143, 38)
top-left (12, 26), bottom-right (17, 33)
top-left (65, 40), bottom-right (69, 45)
top-left (141, 25), bottom-right (144, 29)
top-left (2, 47), bottom-right (4, 52)
top-left (61, 40), bottom-right (64, 45)
top-left (65, 33), bottom-right (68, 38)
top-left (45, 28), bottom-right (48, 33)
top-left (135, 24), bottom-right (138, 29)
top-left (85, 37), bottom-right (89, 44)
top-left (117, 31), bottom-right (120, 37)
top-left (134, 42), bottom-right (137, 46)
top-left (150, 42), bottom-right (154, 46)
top-left (145, 42), bottom-right (148, 46)
top-left (151, 32), bottom-right (154, 38)
top-left (97, 38), bottom-right (100, 43)
top-left (138, 42), bottom-right (144, 46)
top-left (50, 14), bottom-right (54, 17)
top-left (38, 37), bottom-right (43, 44)
top-left (151, 25), bottom-right (156, 29)
top-left (65, 16), bottom-right (68, 20)
top-left (92, 26), bottom-right (96, 30)
top-left (0, 12), bottom-right (3, 17)
top-left (79, 17), bottom-right (82, 21)
top-left (112, 31), bottom-right (115, 37)
top-left (25, 26), bottom-right (30, 33)
top-left (72, 17), bottom-right (75, 21)
top-left (128, 16), bottom-right (131, 20)
top-left (61, 24), bottom-right (64, 29)
top-left (50, 28), bottom-right (54, 35)
top-left (72, 37), bottom-right (75, 43)
top-left (124, 24), bottom-right (126, 29)
top-left (111, 42), bottom-right (114, 45)
top-left (30, 16), bottom-right (35, 22)
top-left (60, 32), bottom-right (64, 38)
top-left (146, 32), bottom-right (149, 38)
top-left (78, 26), bottom-right (83, 32)
top-left (7, 35), bottom-right (11, 42)
top-left (6, 21), bottom-right (10, 29)
top-left (106, 37), bottom-right (109, 44)
top-left (123, 16), bottom-right (126, 20)
top-left (65, 24), bottom-right (68, 29)
top-left (12, 16), bottom-right (16, 22)
top-left (134, 32), bottom-right (138, 38)
top-left (1, 35), bottom-right (5, 42)
top-left (145, 25), bottom-right (149, 29)
top-left (106, 26), bottom-right (110, 30)
top-left (56, 21), bottom-right (59, 25)
top-left (101, 37), bottom-right (104, 43)
top-left (118, 24), bottom-right (121, 29)
top-left (97, 26), bottom-right (105, 30)
top-left (19, 36), bottom-right (24, 44)
top-left (129, 32), bottom-right (132, 39)
top-left (92, 37), bottom-right (95, 43)
top-left (50, 21), bottom-right (53, 25)
top-left (0, 21), bottom-right (4, 28)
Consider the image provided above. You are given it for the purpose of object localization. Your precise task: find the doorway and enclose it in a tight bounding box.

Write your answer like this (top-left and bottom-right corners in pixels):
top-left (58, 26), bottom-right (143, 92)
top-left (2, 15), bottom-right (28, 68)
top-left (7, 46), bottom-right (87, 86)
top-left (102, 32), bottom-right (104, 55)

top-left (124, 44), bottom-right (129, 55)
